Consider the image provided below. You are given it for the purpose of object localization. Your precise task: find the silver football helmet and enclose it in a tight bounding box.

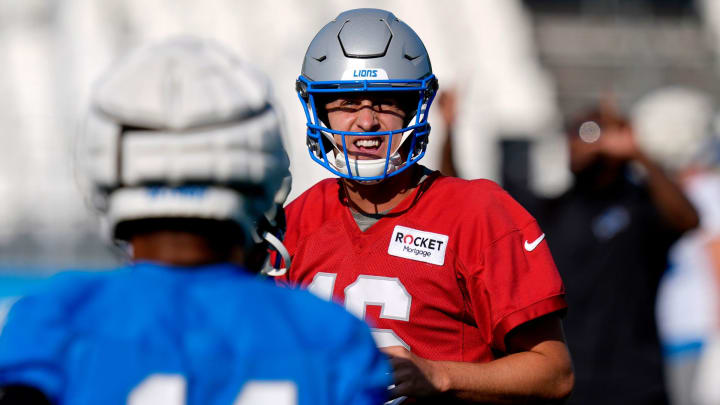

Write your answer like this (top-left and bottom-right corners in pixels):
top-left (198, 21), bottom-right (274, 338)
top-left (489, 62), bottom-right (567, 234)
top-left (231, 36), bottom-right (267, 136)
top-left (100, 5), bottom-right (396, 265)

top-left (296, 8), bottom-right (438, 181)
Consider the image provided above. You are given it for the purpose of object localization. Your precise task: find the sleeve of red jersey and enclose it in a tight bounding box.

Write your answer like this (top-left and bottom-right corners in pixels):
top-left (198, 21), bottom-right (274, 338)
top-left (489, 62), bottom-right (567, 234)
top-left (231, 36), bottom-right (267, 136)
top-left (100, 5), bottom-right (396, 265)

top-left (469, 220), bottom-right (567, 353)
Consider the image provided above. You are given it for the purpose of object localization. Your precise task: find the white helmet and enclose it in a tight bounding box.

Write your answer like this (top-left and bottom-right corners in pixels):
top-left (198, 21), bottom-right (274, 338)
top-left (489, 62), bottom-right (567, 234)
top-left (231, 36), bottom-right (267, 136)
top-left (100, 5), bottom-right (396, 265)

top-left (80, 37), bottom-right (290, 266)
top-left (297, 8), bottom-right (438, 182)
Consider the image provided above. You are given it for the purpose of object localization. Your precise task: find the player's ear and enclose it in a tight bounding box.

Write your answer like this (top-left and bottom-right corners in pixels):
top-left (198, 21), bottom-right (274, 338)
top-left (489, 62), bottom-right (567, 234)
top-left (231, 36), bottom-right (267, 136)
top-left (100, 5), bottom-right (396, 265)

top-left (0, 384), bottom-right (52, 405)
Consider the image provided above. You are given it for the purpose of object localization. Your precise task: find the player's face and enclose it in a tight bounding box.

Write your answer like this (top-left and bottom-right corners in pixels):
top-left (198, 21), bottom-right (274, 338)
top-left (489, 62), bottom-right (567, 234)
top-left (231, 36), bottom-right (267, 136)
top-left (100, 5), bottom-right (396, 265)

top-left (325, 94), bottom-right (407, 160)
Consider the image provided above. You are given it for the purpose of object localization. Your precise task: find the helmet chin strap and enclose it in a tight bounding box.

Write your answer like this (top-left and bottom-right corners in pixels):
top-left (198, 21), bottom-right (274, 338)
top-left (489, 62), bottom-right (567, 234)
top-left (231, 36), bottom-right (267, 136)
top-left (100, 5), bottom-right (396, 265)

top-left (260, 231), bottom-right (290, 276)
top-left (323, 129), bottom-right (413, 180)
top-left (333, 152), bottom-right (403, 181)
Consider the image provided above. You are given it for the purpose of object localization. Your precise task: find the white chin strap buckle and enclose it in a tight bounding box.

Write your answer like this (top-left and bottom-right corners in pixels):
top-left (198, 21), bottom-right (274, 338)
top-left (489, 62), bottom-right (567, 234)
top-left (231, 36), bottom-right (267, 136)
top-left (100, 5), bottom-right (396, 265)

top-left (333, 152), bottom-right (403, 179)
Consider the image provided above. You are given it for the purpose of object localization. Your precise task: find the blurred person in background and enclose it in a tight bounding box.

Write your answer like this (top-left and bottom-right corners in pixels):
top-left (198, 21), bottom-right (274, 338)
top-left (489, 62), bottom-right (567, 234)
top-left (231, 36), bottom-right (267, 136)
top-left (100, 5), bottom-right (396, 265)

top-left (505, 103), bottom-right (698, 405)
top-left (438, 91), bottom-right (698, 404)
top-left (437, 89), bottom-right (459, 178)
top-left (0, 37), bottom-right (390, 405)
top-left (633, 87), bottom-right (720, 405)
top-left (276, 8), bottom-right (574, 404)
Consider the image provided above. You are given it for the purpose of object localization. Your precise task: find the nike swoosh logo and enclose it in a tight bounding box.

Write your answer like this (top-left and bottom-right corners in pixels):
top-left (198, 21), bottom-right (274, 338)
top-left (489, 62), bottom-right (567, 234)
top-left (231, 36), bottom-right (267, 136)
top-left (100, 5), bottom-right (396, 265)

top-left (524, 233), bottom-right (545, 251)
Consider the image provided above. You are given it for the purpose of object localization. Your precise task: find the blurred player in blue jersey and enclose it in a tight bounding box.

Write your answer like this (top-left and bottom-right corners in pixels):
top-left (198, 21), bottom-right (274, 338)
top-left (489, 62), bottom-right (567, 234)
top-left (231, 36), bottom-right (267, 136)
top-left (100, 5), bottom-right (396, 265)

top-left (0, 37), bottom-right (390, 405)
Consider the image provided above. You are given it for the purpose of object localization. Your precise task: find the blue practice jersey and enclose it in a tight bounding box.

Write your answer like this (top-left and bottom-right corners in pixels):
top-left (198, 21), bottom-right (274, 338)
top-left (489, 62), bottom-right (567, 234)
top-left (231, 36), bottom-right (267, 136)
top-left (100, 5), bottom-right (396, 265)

top-left (0, 262), bottom-right (390, 405)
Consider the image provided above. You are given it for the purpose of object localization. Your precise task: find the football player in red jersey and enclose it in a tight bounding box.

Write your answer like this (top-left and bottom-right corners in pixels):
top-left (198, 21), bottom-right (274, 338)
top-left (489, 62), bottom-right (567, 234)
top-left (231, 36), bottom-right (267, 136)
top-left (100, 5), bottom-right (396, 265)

top-left (279, 8), bottom-right (574, 403)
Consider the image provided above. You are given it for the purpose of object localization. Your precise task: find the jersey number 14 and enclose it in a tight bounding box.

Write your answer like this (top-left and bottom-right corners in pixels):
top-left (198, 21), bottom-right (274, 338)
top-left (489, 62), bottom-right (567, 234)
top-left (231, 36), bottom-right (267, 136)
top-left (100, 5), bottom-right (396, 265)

top-left (129, 375), bottom-right (296, 404)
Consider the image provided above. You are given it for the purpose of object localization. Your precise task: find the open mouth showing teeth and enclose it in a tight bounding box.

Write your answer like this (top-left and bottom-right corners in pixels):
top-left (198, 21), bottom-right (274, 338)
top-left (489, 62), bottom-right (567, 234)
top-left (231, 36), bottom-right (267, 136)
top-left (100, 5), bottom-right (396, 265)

top-left (335, 136), bottom-right (387, 160)
top-left (353, 137), bottom-right (382, 150)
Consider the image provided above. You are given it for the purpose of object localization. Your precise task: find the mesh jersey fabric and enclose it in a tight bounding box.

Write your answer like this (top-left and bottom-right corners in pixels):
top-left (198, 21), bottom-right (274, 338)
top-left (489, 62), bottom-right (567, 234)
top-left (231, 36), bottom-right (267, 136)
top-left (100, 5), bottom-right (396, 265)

top-left (0, 262), bottom-right (390, 405)
top-left (276, 170), bottom-right (566, 361)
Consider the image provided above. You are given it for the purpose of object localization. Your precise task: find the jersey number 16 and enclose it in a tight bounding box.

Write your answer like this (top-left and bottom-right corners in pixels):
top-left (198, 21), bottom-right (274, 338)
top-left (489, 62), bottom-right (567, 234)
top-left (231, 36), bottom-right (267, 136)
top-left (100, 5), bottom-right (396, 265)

top-left (307, 272), bottom-right (412, 350)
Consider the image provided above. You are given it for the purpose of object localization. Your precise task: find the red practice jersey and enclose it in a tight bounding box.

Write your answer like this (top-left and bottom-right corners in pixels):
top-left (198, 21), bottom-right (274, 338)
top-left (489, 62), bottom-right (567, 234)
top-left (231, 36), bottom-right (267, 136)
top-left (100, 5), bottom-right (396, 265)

top-left (277, 172), bottom-right (566, 362)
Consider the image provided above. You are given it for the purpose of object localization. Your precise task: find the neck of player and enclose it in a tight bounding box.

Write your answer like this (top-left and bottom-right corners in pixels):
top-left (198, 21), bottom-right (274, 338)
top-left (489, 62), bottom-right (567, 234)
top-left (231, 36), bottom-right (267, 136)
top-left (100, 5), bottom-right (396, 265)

top-left (130, 230), bottom-right (245, 267)
top-left (342, 164), bottom-right (423, 215)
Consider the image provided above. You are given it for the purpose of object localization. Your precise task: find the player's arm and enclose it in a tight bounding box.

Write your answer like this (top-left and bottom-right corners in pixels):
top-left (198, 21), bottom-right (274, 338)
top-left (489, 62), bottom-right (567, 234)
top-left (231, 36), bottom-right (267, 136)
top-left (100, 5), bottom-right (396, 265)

top-left (709, 236), bottom-right (720, 310)
top-left (0, 278), bottom-right (73, 404)
top-left (635, 151), bottom-right (698, 233)
top-left (437, 89), bottom-right (458, 177)
top-left (385, 313), bottom-right (573, 404)
top-left (0, 384), bottom-right (52, 404)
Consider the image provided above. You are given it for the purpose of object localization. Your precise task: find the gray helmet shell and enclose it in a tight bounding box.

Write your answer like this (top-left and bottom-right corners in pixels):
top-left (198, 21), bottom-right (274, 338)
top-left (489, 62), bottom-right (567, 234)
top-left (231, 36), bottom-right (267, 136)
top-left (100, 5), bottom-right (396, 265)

top-left (297, 9), bottom-right (438, 182)
top-left (301, 8), bottom-right (432, 82)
